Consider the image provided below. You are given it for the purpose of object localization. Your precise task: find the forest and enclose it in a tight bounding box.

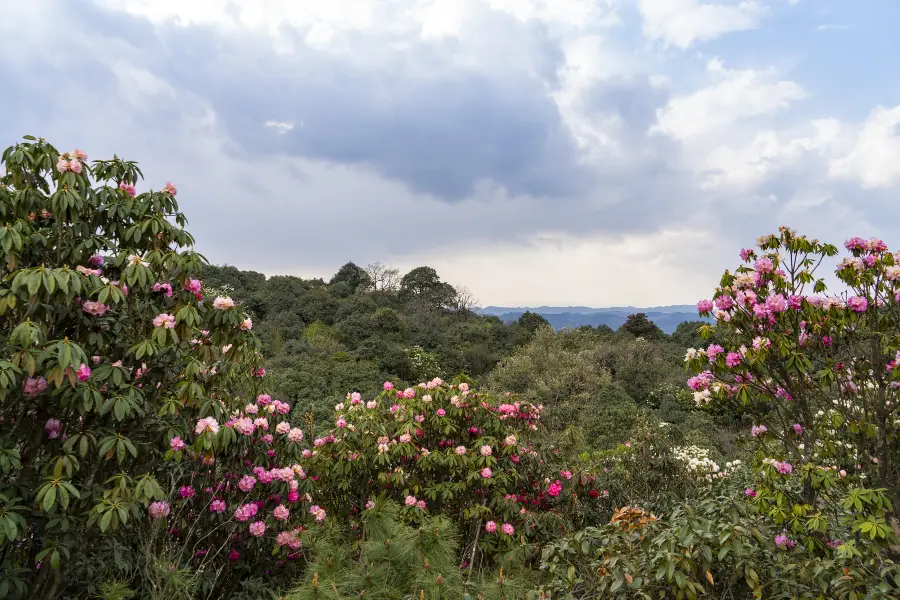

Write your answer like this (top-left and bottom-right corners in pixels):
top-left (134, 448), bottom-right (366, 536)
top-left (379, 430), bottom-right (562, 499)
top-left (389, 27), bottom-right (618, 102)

top-left (1, 136), bottom-right (899, 600)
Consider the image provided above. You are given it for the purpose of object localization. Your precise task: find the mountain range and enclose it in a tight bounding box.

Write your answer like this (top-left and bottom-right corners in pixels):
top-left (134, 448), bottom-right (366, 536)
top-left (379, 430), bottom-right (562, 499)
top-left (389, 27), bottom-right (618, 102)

top-left (476, 305), bottom-right (706, 334)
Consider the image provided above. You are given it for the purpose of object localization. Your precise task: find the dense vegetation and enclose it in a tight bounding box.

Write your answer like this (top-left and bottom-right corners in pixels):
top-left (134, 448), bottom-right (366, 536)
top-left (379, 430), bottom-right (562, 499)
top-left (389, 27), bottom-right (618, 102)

top-left (1, 137), bottom-right (898, 600)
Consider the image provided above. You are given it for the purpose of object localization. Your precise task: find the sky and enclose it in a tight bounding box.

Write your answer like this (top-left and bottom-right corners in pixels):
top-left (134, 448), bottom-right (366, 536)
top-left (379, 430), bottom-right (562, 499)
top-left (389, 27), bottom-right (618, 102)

top-left (2, 0), bottom-right (899, 307)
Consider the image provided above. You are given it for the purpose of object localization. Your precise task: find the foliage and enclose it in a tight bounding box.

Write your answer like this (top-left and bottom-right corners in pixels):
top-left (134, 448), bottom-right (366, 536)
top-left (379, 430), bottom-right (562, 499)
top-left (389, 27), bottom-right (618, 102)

top-left (538, 492), bottom-right (900, 599)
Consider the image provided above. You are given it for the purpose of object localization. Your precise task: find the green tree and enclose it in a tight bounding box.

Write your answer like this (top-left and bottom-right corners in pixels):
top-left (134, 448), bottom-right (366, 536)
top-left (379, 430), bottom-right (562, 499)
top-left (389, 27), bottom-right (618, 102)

top-left (517, 311), bottom-right (551, 334)
top-left (618, 312), bottom-right (665, 340)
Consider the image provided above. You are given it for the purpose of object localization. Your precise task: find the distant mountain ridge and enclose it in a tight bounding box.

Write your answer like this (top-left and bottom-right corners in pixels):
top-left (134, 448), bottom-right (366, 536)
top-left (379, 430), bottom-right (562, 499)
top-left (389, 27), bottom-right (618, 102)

top-left (476, 305), bottom-right (706, 334)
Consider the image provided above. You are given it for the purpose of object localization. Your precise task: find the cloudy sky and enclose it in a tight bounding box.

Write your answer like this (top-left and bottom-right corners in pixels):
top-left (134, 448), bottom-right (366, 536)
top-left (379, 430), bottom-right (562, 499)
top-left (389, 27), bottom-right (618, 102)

top-left (2, 1), bottom-right (899, 307)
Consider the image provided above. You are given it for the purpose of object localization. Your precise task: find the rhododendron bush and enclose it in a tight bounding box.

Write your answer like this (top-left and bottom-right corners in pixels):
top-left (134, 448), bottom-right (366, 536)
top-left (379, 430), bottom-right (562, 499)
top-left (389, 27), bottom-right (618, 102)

top-left (687, 227), bottom-right (900, 561)
top-left (302, 381), bottom-right (570, 557)
top-left (0, 137), bottom-right (311, 599)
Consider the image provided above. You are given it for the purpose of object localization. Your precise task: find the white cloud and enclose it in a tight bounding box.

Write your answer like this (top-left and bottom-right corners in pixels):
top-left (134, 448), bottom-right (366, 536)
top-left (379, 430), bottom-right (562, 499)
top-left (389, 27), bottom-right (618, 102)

top-left (636, 0), bottom-right (764, 48)
top-left (829, 105), bottom-right (900, 189)
top-left (264, 121), bottom-right (295, 133)
top-left (408, 229), bottom-right (724, 306)
top-left (654, 59), bottom-right (806, 142)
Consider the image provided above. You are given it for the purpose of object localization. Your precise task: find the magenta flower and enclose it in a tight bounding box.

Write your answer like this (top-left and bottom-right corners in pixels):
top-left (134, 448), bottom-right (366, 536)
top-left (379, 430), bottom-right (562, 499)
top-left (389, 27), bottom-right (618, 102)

top-left (774, 534), bottom-right (795, 549)
top-left (76, 363), bottom-right (91, 382)
top-left (179, 486), bottom-right (195, 499)
top-left (792, 423), bottom-right (803, 435)
top-left (481, 467), bottom-right (493, 479)
top-left (725, 352), bottom-right (742, 368)
top-left (501, 523), bottom-right (514, 535)
top-left (436, 408), bottom-right (446, 417)
top-left (744, 488), bottom-right (757, 498)
top-left (210, 500), bottom-right (227, 513)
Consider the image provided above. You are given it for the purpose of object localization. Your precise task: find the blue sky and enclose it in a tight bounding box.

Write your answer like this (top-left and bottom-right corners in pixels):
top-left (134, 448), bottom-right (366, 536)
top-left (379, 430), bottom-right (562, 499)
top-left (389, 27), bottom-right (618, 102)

top-left (1, 0), bottom-right (898, 306)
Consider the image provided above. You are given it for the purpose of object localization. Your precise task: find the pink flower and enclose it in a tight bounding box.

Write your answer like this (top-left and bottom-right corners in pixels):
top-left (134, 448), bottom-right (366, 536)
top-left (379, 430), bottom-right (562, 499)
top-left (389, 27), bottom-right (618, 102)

top-left (714, 295), bottom-right (734, 311)
top-left (213, 296), bottom-right (235, 310)
top-left (480, 445), bottom-right (492, 457)
top-left (44, 419), bottom-right (62, 439)
top-left (273, 505), bottom-right (290, 521)
top-left (179, 486), bottom-right (195, 499)
top-left (404, 495), bottom-right (417, 507)
top-left (547, 480), bottom-right (563, 497)
top-left (416, 500), bottom-right (426, 510)
top-left (481, 468), bottom-right (493, 479)
top-left (210, 500), bottom-right (227, 513)
top-left (148, 501), bottom-right (171, 519)
top-left (288, 428), bottom-right (304, 443)
top-left (184, 279), bottom-right (202, 294)
top-left (560, 470), bottom-right (573, 480)
top-left (436, 408), bottom-right (446, 417)
top-left (383, 381), bottom-right (394, 390)
top-left (754, 257), bottom-right (774, 274)
top-left (792, 423), bottom-right (803, 436)
top-left (195, 417), bottom-right (219, 436)
top-left (169, 436), bottom-right (186, 451)
top-left (241, 318), bottom-right (253, 331)
top-left (56, 158), bottom-right (69, 173)
top-left (485, 521), bottom-right (497, 533)
top-left (390, 404), bottom-right (400, 414)
top-left (725, 352), bottom-right (742, 368)
top-left (153, 313), bottom-right (176, 329)
top-left (234, 503), bottom-right (259, 522)
top-left (775, 461), bottom-right (793, 475)
top-left (774, 534), bottom-right (795, 549)
top-left (23, 377), bottom-right (48, 398)
top-left (238, 476), bottom-right (256, 492)
top-left (399, 433), bottom-right (412, 444)
top-left (248, 521), bottom-right (266, 537)
top-left (697, 299), bottom-right (714, 314)
top-left (706, 344), bottom-right (724, 362)
top-left (501, 523), bottom-right (514, 536)
top-left (455, 446), bottom-right (466, 455)
top-left (744, 488), bottom-right (756, 498)
top-left (751, 425), bottom-right (767, 437)
top-left (847, 296), bottom-right (868, 313)
top-left (152, 282), bottom-right (173, 297)
top-left (740, 248), bottom-right (752, 261)
top-left (119, 182), bottom-right (136, 197)
top-left (82, 301), bottom-right (108, 316)
top-left (75, 363), bottom-right (91, 382)
top-left (163, 182), bottom-right (177, 196)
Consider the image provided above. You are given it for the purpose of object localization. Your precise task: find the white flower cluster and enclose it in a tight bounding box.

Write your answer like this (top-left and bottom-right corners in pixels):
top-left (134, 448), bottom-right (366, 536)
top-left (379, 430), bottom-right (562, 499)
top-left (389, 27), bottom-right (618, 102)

top-left (672, 446), bottom-right (740, 483)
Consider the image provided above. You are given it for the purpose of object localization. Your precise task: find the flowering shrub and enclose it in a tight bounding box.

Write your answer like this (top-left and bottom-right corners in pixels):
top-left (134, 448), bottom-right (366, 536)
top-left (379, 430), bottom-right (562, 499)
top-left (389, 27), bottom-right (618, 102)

top-left (0, 137), bottom-right (309, 599)
top-left (297, 380), bottom-right (570, 563)
top-left (687, 227), bottom-right (900, 559)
